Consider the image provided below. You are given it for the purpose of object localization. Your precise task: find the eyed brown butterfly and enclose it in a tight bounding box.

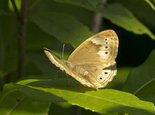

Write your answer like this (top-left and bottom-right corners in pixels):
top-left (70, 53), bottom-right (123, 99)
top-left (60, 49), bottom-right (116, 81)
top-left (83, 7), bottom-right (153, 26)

top-left (44, 30), bottom-right (119, 89)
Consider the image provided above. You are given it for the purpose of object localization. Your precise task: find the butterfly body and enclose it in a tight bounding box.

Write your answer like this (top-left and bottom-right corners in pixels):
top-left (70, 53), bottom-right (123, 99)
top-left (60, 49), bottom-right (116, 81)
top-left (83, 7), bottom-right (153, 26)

top-left (44, 30), bottom-right (119, 89)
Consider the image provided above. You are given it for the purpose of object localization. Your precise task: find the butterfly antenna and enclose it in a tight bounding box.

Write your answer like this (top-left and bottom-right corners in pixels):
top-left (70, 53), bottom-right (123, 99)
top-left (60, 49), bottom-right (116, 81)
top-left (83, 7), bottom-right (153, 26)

top-left (61, 43), bottom-right (65, 59)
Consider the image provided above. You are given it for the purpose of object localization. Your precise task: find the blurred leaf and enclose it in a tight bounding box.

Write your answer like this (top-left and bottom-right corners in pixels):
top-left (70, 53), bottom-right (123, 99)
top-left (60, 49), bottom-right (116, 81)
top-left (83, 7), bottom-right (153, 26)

top-left (109, 67), bottom-right (131, 89)
top-left (0, 0), bottom-right (9, 12)
top-left (16, 79), bottom-right (155, 115)
top-left (0, 15), bottom-right (18, 72)
top-left (123, 50), bottom-right (155, 103)
top-left (110, 0), bottom-right (155, 32)
top-left (30, 0), bottom-right (93, 26)
top-left (0, 70), bottom-right (7, 79)
top-left (54, 0), bottom-right (101, 10)
top-left (145, 0), bottom-right (155, 10)
top-left (26, 53), bottom-right (53, 74)
top-left (0, 83), bottom-right (50, 115)
top-left (100, 4), bottom-right (155, 39)
top-left (29, 12), bottom-right (92, 47)
top-left (26, 21), bottom-right (64, 51)
top-left (49, 102), bottom-right (72, 115)
top-left (8, 0), bottom-right (21, 12)
top-left (54, 0), bottom-right (155, 39)
top-left (26, 49), bottom-right (72, 75)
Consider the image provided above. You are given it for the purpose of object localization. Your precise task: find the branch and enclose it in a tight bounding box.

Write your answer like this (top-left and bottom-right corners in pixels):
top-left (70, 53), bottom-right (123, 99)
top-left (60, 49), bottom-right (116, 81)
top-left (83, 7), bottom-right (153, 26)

top-left (11, 0), bottom-right (27, 79)
top-left (91, 0), bottom-right (107, 33)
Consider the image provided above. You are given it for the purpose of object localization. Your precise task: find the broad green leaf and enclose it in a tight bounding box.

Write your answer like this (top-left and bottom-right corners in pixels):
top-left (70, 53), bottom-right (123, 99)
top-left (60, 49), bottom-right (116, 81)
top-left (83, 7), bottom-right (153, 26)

top-left (100, 4), bottom-right (155, 39)
top-left (30, 0), bottom-right (93, 26)
top-left (110, 0), bottom-right (155, 32)
top-left (26, 21), bottom-right (62, 51)
top-left (16, 79), bottom-right (155, 115)
top-left (29, 12), bottom-right (92, 47)
top-left (123, 50), bottom-right (155, 103)
top-left (54, 0), bottom-right (155, 39)
top-left (0, 84), bottom-right (50, 115)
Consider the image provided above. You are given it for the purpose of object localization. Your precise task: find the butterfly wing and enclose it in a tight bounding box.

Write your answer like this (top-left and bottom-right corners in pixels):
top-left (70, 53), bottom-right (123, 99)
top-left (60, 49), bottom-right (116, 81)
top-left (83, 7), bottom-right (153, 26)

top-left (44, 49), bottom-right (96, 88)
top-left (68, 30), bottom-right (119, 88)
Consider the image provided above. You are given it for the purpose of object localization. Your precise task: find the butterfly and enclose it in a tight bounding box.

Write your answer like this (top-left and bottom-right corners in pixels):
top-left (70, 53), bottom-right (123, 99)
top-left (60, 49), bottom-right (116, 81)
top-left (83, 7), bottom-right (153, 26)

top-left (44, 30), bottom-right (119, 89)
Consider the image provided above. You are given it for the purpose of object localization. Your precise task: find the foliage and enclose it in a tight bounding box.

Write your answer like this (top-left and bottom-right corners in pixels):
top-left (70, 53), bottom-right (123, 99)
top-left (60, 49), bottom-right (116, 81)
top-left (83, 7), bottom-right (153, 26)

top-left (0, 0), bottom-right (155, 115)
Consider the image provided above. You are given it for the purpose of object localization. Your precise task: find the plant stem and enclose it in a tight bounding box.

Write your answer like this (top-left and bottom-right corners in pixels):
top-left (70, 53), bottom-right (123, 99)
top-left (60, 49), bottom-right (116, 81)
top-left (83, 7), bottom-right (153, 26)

top-left (91, 0), bottom-right (107, 33)
top-left (11, 0), bottom-right (27, 79)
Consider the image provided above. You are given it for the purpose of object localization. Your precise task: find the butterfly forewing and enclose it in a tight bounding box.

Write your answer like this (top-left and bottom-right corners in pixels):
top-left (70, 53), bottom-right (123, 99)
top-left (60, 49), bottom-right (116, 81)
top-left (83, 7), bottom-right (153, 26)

top-left (44, 49), bottom-right (95, 88)
top-left (68, 30), bottom-right (118, 66)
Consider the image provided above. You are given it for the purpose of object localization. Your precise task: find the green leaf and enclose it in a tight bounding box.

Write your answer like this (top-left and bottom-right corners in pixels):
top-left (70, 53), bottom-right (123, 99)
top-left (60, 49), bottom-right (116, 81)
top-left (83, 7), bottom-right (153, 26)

top-left (8, 0), bottom-right (21, 12)
top-left (110, 0), bottom-right (155, 34)
top-left (16, 79), bottom-right (155, 115)
top-left (54, 0), bottom-right (155, 39)
top-left (29, 12), bottom-right (92, 47)
top-left (109, 67), bottom-right (131, 89)
top-left (30, 0), bottom-right (94, 26)
top-left (54, 0), bottom-right (101, 10)
top-left (145, 0), bottom-right (155, 10)
top-left (26, 21), bottom-right (62, 51)
top-left (0, 84), bottom-right (50, 115)
top-left (100, 4), bottom-right (155, 39)
top-left (123, 50), bottom-right (155, 103)
top-left (0, 15), bottom-right (18, 72)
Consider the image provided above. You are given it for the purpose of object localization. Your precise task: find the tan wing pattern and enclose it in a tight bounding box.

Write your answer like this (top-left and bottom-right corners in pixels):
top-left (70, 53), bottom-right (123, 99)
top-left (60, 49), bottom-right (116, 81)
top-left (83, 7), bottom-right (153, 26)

top-left (44, 49), bottom-right (96, 88)
top-left (68, 30), bottom-right (118, 66)
top-left (68, 30), bottom-right (119, 88)
top-left (44, 30), bottom-right (119, 89)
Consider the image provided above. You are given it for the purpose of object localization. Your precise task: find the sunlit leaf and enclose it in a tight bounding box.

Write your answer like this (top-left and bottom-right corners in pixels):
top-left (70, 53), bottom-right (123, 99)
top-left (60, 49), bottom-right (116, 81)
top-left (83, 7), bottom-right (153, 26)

top-left (16, 79), bottom-right (155, 115)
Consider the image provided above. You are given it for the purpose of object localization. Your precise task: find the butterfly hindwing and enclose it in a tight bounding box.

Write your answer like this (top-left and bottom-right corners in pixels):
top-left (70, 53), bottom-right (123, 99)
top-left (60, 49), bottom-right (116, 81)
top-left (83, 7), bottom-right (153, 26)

top-left (68, 30), bottom-right (118, 88)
